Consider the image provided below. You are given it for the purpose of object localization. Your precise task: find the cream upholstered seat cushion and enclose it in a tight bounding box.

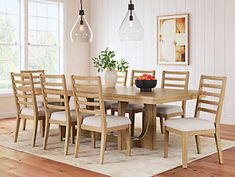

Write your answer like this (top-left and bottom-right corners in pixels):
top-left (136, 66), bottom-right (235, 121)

top-left (111, 103), bottom-right (144, 112)
top-left (83, 115), bottom-right (131, 128)
top-left (51, 110), bottom-right (77, 122)
top-left (50, 110), bottom-right (91, 122)
top-left (21, 106), bottom-right (45, 117)
top-left (164, 117), bottom-right (215, 132)
top-left (157, 104), bottom-right (183, 115)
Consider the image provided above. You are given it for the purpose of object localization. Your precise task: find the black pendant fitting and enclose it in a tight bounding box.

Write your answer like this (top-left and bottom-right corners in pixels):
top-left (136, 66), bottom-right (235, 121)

top-left (79, 9), bottom-right (84, 15)
top-left (128, 4), bottom-right (134, 10)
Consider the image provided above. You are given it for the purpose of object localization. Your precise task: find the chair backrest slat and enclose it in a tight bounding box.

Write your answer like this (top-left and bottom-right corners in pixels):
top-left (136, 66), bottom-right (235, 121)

top-left (40, 74), bottom-right (71, 123)
top-left (21, 70), bottom-right (45, 94)
top-left (117, 70), bottom-right (128, 86)
top-left (71, 76), bottom-right (106, 128)
top-left (11, 72), bottom-right (38, 117)
top-left (131, 70), bottom-right (156, 86)
top-left (161, 71), bottom-right (190, 116)
top-left (195, 75), bottom-right (227, 125)
top-left (161, 71), bottom-right (189, 90)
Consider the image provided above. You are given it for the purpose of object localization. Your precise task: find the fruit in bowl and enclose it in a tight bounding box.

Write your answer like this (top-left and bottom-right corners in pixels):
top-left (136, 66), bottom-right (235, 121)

top-left (135, 74), bottom-right (157, 92)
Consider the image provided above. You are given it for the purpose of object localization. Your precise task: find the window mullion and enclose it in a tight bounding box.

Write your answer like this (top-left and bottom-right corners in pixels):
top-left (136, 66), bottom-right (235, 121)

top-left (21, 0), bottom-right (29, 70)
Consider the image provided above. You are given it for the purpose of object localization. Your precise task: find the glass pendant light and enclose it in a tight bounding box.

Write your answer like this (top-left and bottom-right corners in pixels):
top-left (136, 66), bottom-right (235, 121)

top-left (70, 0), bottom-right (93, 43)
top-left (119, 0), bottom-right (144, 41)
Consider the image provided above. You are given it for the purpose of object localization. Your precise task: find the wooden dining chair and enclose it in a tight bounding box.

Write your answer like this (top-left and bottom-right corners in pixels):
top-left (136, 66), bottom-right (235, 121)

top-left (158, 71), bottom-right (190, 133)
top-left (11, 72), bottom-right (46, 147)
top-left (71, 76), bottom-right (131, 164)
top-left (104, 70), bottom-right (128, 111)
top-left (111, 69), bottom-right (156, 136)
top-left (41, 74), bottom-right (78, 156)
top-left (164, 75), bottom-right (227, 168)
top-left (20, 70), bottom-right (45, 131)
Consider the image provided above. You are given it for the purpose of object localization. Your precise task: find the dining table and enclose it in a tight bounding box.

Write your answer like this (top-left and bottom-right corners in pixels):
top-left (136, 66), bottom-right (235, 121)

top-left (33, 85), bottom-right (198, 150)
top-left (67, 86), bottom-right (199, 150)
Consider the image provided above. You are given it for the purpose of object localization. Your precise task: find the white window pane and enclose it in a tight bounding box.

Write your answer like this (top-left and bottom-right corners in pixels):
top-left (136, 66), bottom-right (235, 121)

top-left (28, 30), bottom-right (37, 44)
top-left (29, 1), bottom-right (37, 16)
top-left (28, 46), bottom-right (59, 74)
top-left (0, 0), bottom-right (20, 92)
top-left (28, 1), bottom-right (62, 76)
top-left (47, 19), bottom-right (58, 32)
top-left (0, 0), bottom-right (6, 13)
top-left (0, 46), bottom-right (20, 90)
top-left (37, 17), bottom-right (47, 31)
top-left (29, 16), bottom-right (37, 30)
top-left (37, 2), bottom-right (47, 17)
top-left (47, 4), bottom-right (58, 18)
top-left (0, 14), bottom-right (6, 26)
top-left (0, 15), bottom-right (19, 44)
top-left (6, 15), bottom-right (20, 43)
top-left (47, 31), bottom-right (58, 45)
top-left (37, 31), bottom-right (48, 45)
top-left (7, 0), bottom-right (19, 15)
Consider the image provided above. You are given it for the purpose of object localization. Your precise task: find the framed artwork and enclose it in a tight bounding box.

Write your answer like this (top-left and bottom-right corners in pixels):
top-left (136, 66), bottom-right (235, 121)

top-left (157, 14), bottom-right (189, 65)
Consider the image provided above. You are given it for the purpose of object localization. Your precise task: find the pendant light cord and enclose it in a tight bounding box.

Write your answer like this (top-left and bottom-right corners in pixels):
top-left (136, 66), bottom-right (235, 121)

top-left (130, 0), bottom-right (133, 16)
top-left (80, 0), bottom-right (83, 10)
top-left (79, 0), bottom-right (84, 24)
top-left (129, 0), bottom-right (134, 21)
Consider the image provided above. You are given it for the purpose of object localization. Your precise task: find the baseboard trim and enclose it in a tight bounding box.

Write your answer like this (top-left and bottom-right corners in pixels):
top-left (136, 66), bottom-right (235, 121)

top-left (0, 112), bottom-right (15, 119)
top-left (221, 117), bottom-right (235, 125)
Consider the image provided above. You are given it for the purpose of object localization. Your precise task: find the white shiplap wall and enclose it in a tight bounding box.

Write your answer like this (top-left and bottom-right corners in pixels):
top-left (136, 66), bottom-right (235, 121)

top-left (90, 0), bottom-right (235, 124)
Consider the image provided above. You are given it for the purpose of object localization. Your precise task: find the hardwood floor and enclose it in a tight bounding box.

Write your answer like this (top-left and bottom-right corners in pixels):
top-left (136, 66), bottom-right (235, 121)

top-left (1, 118), bottom-right (235, 177)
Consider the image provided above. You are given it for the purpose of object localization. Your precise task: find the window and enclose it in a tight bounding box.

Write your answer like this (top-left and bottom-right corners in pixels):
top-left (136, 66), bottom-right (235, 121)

top-left (0, 0), bottom-right (21, 92)
top-left (28, 0), bottom-right (62, 74)
top-left (0, 0), bottom-right (63, 93)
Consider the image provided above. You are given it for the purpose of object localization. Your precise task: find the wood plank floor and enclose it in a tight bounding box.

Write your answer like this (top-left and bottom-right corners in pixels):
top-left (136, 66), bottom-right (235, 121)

top-left (1, 118), bottom-right (235, 177)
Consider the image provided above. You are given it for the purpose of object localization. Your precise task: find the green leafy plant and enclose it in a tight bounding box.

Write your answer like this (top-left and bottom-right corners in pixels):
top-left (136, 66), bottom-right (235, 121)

top-left (92, 47), bottom-right (129, 72)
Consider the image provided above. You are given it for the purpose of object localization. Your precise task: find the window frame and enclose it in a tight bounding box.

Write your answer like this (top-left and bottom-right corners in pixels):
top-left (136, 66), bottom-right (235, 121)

top-left (0, 0), bottom-right (64, 94)
top-left (0, 0), bottom-right (22, 93)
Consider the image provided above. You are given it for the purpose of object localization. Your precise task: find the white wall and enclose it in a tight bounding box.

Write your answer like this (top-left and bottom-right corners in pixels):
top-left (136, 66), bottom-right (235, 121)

top-left (90, 0), bottom-right (235, 124)
top-left (0, 0), bottom-right (91, 119)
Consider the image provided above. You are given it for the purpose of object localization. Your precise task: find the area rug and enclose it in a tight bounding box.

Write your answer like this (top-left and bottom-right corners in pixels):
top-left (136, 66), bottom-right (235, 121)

top-left (0, 125), bottom-right (234, 177)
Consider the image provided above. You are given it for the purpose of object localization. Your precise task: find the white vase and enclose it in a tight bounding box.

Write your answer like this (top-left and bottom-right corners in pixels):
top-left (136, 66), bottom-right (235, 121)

top-left (104, 70), bottom-right (118, 87)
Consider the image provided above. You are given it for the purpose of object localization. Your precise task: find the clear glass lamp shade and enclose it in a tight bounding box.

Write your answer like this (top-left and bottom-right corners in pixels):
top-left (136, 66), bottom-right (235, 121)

top-left (70, 15), bottom-right (93, 43)
top-left (119, 11), bottom-right (144, 41)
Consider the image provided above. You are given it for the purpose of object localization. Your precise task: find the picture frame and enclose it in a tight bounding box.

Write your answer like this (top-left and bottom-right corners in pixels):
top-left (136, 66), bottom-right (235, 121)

top-left (157, 14), bottom-right (189, 65)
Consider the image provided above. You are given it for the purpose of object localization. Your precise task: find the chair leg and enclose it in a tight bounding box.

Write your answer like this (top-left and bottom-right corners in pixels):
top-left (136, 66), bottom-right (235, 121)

top-left (105, 108), bottom-right (109, 114)
top-left (32, 119), bottom-right (39, 147)
top-left (117, 131), bottom-right (122, 150)
top-left (14, 117), bottom-right (21, 143)
top-left (74, 125), bottom-right (81, 158)
top-left (126, 125), bottom-right (131, 156)
top-left (43, 121), bottom-right (50, 150)
top-left (195, 135), bottom-right (201, 154)
top-left (160, 117), bottom-right (164, 134)
top-left (91, 132), bottom-right (96, 149)
top-left (59, 125), bottom-right (65, 141)
top-left (71, 125), bottom-right (75, 144)
top-left (99, 132), bottom-right (107, 164)
top-left (40, 119), bottom-right (45, 137)
top-left (164, 129), bottom-right (169, 158)
top-left (64, 124), bottom-right (71, 156)
top-left (182, 134), bottom-right (188, 168)
top-left (22, 119), bottom-right (26, 130)
top-left (129, 112), bottom-right (135, 136)
top-left (215, 132), bottom-right (224, 164)
top-left (111, 109), bottom-right (115, 115)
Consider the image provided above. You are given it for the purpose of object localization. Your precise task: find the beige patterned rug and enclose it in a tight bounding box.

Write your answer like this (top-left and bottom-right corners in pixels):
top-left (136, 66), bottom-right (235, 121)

top-left (0, 125), bottom-right (234, 177)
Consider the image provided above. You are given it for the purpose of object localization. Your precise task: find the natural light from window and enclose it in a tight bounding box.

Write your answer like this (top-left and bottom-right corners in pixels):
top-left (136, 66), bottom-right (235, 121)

top-left (0, 0), bottom-right (63, 93)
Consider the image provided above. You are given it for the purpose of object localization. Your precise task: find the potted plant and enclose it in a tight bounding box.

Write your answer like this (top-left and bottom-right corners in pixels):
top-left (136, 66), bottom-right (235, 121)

top-left (92, 47), bottom-right (129, 87)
